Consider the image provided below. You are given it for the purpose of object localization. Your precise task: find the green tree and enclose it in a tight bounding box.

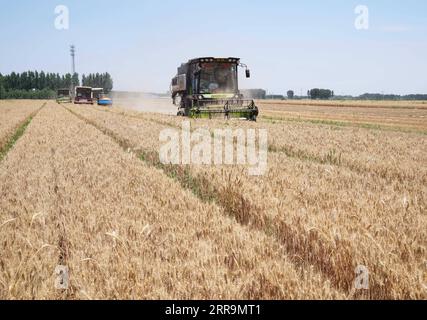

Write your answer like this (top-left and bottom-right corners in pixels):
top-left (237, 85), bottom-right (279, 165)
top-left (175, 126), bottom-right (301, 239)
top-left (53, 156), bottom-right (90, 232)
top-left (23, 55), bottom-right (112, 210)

top-left (64, 73), bottom-right (72, 88)
top-left (96, 73), bottom-right (100, 87)
top-left (20, 72), bottom-right (27, 90)
top-left (72, 73), bottom-right (80, 87)
top-left (0, 73), bottom-right (5, 99)
top-left (287, 90), bottom-right (294, 99)
top-left (55, 73), bottom-right (61, 89)
top-left (309, 88), bottom-right (333, 100)
top-left (82, 72), bottom-right (113, 93)
top-left (39, 71), bottom-right (46, 89)
top-left (103, 72), bottom-right (113, 93)
top-left (0, 70), bottom-right (113, 99)
top-left (28, 71), bottom-right (35, 89)
top-left (34, 71), bottom-right (39, 89)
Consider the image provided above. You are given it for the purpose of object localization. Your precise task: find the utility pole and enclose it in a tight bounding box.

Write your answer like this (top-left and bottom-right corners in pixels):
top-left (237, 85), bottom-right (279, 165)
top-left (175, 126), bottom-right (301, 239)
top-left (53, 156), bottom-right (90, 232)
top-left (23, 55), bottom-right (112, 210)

top-left (70, 45), bottom-right (75, 74)
top-left (70, 45), bottom-right (76, 96)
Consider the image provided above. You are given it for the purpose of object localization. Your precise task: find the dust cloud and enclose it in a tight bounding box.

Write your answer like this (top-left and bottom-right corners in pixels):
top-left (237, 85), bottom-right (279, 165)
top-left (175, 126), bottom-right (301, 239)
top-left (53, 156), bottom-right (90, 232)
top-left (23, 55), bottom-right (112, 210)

top-left (110, 92), bottom-right (175, 115)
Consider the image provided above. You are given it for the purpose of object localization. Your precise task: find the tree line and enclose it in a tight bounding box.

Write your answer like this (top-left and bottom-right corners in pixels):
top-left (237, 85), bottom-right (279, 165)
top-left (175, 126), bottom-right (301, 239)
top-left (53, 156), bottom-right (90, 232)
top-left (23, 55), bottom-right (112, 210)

top-left (285, 89), bottom-right (334, 100)
top-left (0, 71), bottom-right (113, 99)
top-left (82, 73), bottom-right (113, 93)
top-left (245, 88), bottom-right (427, 101)
top-left (358, 93), bottom-right (427, 101)
top-left (286, 89), bottom-right (427, 101)
top-left (308, 89), bottom-right (334, 100)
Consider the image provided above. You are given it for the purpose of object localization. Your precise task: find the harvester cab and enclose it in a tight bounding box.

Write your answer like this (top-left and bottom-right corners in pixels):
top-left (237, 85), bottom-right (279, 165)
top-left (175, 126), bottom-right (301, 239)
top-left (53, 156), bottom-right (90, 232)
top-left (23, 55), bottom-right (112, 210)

top-left (171, 57), bottom-right (259, 121)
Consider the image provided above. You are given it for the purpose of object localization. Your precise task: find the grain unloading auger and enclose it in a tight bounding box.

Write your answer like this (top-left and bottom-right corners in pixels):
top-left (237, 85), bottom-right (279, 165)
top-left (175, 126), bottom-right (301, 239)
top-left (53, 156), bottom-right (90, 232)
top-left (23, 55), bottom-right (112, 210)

top-left (171, 58), bottom-right (259, 121)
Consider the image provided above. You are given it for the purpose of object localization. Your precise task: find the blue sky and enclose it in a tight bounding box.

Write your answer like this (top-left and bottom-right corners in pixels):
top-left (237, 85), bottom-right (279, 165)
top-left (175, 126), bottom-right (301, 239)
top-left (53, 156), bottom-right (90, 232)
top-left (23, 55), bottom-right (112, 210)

top-left (0, 0), bottom-right (426, 95)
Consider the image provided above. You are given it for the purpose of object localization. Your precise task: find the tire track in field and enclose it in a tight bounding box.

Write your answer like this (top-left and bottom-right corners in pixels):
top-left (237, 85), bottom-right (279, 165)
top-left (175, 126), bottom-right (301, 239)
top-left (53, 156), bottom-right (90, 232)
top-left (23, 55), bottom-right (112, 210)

top-left (49, 145), bottom-right (74, 299)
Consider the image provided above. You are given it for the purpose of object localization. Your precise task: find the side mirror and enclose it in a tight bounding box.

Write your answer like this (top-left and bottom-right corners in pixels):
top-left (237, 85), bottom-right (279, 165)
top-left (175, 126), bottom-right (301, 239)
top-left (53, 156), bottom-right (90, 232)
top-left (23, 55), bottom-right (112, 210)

top-left (246, 69), bottom-right (251, 78)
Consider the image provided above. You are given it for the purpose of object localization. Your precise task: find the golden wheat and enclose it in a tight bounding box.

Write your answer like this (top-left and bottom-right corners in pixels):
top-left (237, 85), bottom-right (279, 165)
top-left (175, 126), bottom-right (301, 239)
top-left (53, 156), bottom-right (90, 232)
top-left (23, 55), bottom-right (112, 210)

top-left (64, 103), bottom-right (427, 299)
top-left (0, 100), bottom-right (44, 149)
top-left (257, 100), bottom-right (427, 132)
top-left (1, 100), bottom-right (425, 299)
top-left (0, 102), bottom-right (343, 299)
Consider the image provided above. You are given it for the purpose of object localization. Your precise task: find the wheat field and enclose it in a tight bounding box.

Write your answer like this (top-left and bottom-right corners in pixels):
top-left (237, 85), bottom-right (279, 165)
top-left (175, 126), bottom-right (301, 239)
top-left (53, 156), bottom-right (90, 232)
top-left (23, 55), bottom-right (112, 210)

top-left (0, 100), bottom-right (44, 154)
top-left (0, 99), bottom-right (426, 300)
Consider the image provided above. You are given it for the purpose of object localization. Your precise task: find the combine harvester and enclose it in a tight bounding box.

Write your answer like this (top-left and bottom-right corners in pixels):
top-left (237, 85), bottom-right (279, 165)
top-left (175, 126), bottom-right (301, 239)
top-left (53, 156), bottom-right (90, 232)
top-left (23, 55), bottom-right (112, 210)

top-left (74, 86), bottom-right (94, 105)
top-left (92, 88), bottom-right (113, 107)
top-left (97, 93), bottom-right (113, 107)
top-left (171, 57), bottom-right (259, 121)
top-left (56, 88), bottom-right (72, 103)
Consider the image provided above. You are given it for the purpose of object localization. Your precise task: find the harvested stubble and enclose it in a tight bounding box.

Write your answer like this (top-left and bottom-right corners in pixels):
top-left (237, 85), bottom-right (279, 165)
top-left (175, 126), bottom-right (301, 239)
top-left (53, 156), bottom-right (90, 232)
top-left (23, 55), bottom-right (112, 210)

top-left (0, 102), bottom-right (342, 299)
top-left (66, 104), bottom-right (427, 299)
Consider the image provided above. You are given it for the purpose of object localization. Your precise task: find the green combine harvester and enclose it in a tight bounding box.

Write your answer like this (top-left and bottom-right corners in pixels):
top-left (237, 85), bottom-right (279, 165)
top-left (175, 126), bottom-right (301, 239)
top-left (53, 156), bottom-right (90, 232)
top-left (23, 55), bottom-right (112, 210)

top-left (171, 57), bottom-right (259, 121)
top-left (56, 88), bottom-right (72, 103)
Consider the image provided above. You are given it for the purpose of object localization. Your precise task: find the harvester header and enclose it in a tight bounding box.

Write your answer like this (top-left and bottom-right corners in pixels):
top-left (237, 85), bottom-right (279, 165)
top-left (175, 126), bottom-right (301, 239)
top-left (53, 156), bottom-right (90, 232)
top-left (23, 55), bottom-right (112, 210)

top-left (171, 57), bottom-right (258, 121)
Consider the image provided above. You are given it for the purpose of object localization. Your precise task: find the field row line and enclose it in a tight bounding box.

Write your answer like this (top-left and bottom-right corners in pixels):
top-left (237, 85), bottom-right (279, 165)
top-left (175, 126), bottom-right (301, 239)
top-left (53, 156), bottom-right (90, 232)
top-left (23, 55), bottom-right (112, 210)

top-left (50, 143), bottom-right (74, 299)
